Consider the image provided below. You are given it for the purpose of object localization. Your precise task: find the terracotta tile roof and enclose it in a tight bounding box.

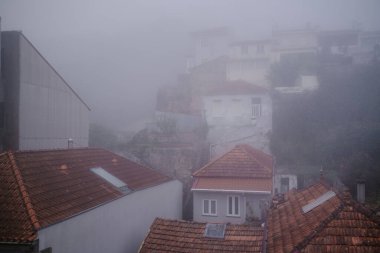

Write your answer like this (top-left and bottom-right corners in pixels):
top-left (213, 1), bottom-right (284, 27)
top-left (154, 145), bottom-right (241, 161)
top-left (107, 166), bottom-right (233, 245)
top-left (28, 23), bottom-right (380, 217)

top-left (139, 218), bottom-right (264, 253)
top-left (192, 178), bottom-right (272, 193)
top-left (205, 81), bottom-right (268, 96)
top-left (193, 144), bottom-right (273, 179)
top-left (267, 181), bottom-right (380, 253)
top-left (0, 148), bottom-right (171, 243)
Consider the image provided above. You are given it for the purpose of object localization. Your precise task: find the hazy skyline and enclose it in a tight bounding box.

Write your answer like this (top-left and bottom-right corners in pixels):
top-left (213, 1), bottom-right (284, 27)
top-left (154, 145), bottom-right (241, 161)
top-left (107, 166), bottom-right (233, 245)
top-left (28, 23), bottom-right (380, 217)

top-left (1, 0), bottom-right (380, 131)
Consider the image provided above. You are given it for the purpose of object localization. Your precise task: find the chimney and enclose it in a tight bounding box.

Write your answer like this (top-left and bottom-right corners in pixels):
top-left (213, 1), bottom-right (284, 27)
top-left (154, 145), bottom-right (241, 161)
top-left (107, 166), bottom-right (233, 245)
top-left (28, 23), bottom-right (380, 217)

top-left (356, 179), bottom-right (365, 204)
top-left (68, 138), bottom-right (74, 149)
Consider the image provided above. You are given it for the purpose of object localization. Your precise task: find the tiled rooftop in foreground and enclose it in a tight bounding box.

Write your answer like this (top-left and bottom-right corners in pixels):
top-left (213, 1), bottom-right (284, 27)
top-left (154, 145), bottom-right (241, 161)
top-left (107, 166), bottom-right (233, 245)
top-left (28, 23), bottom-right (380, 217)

top-left (0, 148), bottom-right (171, 243)
top-left (139, 218), bottom-right (264, 253)
top-left (267, 180), bottom-right (380, 253)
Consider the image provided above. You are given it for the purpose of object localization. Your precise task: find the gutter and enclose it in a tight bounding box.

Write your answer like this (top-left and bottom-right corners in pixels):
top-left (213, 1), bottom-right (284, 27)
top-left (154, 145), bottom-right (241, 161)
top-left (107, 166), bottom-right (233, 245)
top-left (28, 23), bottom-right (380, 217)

top-left (191, 188), bottom-right (271, 194)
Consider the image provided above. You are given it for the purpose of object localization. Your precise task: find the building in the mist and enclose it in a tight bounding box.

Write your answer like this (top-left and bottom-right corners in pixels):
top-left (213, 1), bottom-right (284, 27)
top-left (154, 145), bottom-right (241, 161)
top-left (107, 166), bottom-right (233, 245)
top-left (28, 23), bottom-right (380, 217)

top-left (227, 39), bottom-right (272, 87)
top-left (202, 81), bottom-right (272, 158)
top-left (192, 144), bottom-right (273, 224)
top-left (271, 27), bottom-right (319, 63)
top-left (186, 27), bottom-right (233, 72)
top-left (0, 148), bottom-right (182, 253)
top-left (0, 30), bottom-right (89, 151)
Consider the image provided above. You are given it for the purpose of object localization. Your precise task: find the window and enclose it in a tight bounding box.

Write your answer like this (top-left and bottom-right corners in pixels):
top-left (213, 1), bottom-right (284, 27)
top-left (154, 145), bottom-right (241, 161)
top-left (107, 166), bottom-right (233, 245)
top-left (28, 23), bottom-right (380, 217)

top-left (90, 167), bottom-right (130, 194)
top-left (280, 177), bottom-right (290, 193)
top-left (227, 195), bottom-right (240, 216)
top-left (203, 199), bottom-right (217, 216)
top-left (251, 97), bottom-right (262, 118)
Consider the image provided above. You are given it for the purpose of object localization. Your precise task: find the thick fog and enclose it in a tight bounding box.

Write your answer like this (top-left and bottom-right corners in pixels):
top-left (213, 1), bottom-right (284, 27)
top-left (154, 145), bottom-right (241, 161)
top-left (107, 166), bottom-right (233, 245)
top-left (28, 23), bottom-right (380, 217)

top-left (1, 0), bottom-right (379, 131)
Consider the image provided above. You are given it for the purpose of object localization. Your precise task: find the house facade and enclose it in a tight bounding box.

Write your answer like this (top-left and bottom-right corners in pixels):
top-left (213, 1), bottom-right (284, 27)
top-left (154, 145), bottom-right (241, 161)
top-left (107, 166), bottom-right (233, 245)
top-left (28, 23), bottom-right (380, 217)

top-left (0, 31), bottom-right (89, 151)
top-left (202, 81), bottom-right (272, 157)
top-left (0, 148), bottom-right (182, 253)
top-left (192, 144), bottom-right (273, 224)
top-left (227, 40), bottom-right (271, 87)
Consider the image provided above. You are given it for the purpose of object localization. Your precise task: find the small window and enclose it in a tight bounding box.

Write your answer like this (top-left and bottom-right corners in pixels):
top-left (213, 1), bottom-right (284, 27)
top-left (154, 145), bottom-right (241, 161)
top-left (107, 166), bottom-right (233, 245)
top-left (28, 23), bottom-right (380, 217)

top-left (251, 97), bottom-right (262, 118)
top-left (203, 199), bottom-right (217, 216)
top-left (204, 223), bottom-right (226, 238)
top-left (227, 195), bottom-right (240, 216)
top-left (280, 177), bottom-right (290, 193)
top-left (257, 44), bottom-right (264, 53)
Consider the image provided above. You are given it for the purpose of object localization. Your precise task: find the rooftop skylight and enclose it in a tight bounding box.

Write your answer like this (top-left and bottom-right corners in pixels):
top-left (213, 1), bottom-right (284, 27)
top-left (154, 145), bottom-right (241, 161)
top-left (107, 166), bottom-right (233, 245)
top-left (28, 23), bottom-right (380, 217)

top-left (302, 190), bottom-right (336, 214)
top-left (90, 167), bottom-right (130, 194)
top-left (204, 223), bottom-right (226, 239)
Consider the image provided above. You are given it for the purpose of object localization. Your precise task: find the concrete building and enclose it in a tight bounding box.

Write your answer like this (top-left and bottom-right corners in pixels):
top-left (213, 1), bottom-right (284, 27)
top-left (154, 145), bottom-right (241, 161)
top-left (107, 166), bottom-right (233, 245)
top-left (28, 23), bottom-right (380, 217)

top-left (271, 27), bottom-right (319, 63)
top-left (227, 40), bottom-right (271, 87)
top-left (0, 148), bottom-right (182, 253)
top-left (0, 30), bottom-right (89, 151)
top-left (192, 144), bottom-right (273, 224)
top-left (202, 81), bottom-right (272, 157)
top-left (186, 27), bottom-right (232, 72)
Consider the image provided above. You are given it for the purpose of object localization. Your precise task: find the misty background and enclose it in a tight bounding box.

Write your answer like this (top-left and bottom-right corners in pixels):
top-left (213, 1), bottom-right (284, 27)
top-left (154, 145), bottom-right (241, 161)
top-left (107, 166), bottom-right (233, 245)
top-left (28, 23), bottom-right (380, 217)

top-left (1, 0), bottom-right (380, 132)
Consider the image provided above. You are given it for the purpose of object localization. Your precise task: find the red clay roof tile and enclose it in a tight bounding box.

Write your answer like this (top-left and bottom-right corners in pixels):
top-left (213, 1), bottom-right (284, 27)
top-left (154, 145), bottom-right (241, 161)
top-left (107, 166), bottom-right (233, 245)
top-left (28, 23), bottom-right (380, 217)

top-left (139, 218), bottom-right (264, 253)
top-left (267, 181), bottom-right (380, 253)
top-left (193, 144), bottom-right (273, 179)
top-left (192, 177), bottom-right (272, 192)
top-left (0, 148), bottom-right (171, 243)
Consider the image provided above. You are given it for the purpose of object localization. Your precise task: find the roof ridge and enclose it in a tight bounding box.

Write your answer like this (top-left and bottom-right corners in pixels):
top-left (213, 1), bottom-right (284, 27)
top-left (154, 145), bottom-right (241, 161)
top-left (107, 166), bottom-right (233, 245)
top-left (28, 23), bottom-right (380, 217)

top-left (335, 190), bottom-right (380, 227)
top-left (7, 151), bottom-right (41, 232)
top-left (239, 145), bottom-right (272, 174)
top-left (292, 202), bottom-right (344, 252)
top-left (13, 147), bottom-right (99, 154)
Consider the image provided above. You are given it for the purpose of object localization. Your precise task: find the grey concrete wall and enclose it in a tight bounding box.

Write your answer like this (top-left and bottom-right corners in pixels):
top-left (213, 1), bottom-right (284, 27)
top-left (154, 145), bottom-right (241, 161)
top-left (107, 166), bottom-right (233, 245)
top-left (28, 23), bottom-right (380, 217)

top-left (193, 190), bottom-right (270, 224)
top-left (1, 32), bottom-right (21, 150)
top-left (38, 180), bottom-right (183, 253)
top-left (204, 93), bottom-right (272, 157)
top-left (17, 33), bottom-right (89, 150)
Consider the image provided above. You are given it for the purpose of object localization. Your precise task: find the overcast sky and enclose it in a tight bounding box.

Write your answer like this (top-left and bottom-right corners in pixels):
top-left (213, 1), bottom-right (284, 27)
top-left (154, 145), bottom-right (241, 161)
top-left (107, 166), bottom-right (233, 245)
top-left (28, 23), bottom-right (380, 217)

top-left (1, 0), bottom-right (380, 131)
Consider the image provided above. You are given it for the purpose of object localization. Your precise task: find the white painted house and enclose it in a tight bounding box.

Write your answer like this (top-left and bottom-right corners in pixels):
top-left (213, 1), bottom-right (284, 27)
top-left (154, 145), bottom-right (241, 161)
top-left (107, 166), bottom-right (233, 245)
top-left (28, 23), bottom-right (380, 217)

top-left (202, 81), bottom-right (272, 158)
top-left (227, 40), bottom-right (272, 87)
top-left (192, 144), bottom-right (273, 224)
top-left (0, 148), bottom-right (182, 253)
top-left (1, 31), bottom-right (89, 151)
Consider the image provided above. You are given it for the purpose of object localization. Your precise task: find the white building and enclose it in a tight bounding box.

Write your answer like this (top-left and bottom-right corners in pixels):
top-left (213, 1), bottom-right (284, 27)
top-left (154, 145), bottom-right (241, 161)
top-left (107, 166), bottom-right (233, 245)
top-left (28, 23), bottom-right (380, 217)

top-left (186, 27), bottom-right (232, 72)
top-left (0, 31), bottom-right (89, 151)
top-left (202, 81), bottom-right (272, 157)
top-left (227, 40), bottom-right (271, 87)
top-left (0, 148), bottom-right (182, 253)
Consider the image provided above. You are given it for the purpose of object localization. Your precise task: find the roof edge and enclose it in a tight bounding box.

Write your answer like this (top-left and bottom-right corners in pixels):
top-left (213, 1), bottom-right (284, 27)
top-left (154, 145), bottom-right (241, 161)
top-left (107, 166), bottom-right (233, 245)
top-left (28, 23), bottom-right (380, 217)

top-left (10, 31), bottom-right (91, 111)
top-left (291, 202), bottom-right (344, 252)
top-left (7, 152), bottom-right (41, 232)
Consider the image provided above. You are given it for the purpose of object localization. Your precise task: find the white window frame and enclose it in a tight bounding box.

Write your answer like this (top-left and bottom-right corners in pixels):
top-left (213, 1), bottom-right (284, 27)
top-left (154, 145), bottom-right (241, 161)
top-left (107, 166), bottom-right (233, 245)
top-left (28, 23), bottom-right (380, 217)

top-left (202, 199), bottom-right (217, 216)
top-left (251, 97), bottom-right (262, 119)
top-left (227, 195), bottom-right (240, 217)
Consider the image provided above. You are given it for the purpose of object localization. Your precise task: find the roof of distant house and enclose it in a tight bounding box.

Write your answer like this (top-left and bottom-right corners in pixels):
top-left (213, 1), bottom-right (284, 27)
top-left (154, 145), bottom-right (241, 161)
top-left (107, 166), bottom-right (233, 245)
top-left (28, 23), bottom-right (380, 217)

top-left (204, 80), bottom-right (268, 96)
top-left (139, 218), bottom-right (264, 253)
top-left (0, 148), bottom-right (171, 244)
top-left (267, 180), bottom-right (380, 253)
top-left (193, 144), bottom-right (273, 179)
